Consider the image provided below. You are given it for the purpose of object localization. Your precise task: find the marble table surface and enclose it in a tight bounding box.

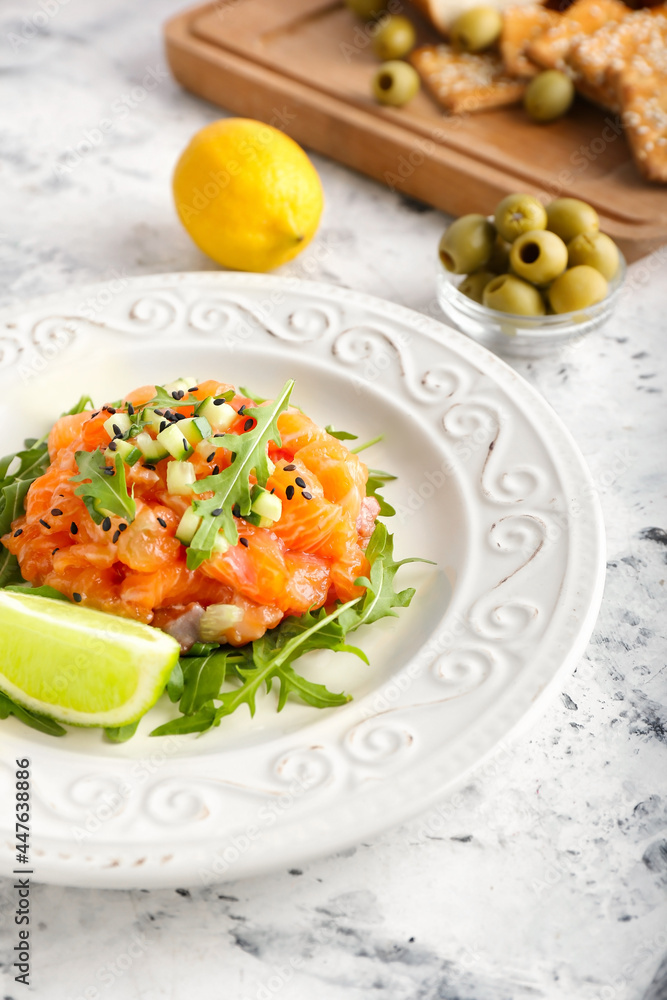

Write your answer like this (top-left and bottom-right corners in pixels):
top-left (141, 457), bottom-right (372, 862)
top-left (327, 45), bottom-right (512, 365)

top-left (0, 1), bottom-right (665, 998)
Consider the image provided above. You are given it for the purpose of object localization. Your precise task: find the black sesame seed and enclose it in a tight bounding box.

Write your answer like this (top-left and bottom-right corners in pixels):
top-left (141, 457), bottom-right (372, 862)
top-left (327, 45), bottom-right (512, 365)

top-left (159, 421), bottom-right (167, 433)
top-left (173, 412), bottom-right (186, 422)
top-left (284, 464), bottom-right (296, 471)
top-left (270, 487), bottom-right (275, 494)
top-left (112, 423), bottom-right (121, 437)
top-left (244, 418), bottom-right (254, 432)
top-left (232, 504), bottom-right (241, 517)
top-left (172, 389), bottom-right (185, 400)
top-left (71, 522), bottom-right (78, 534)
top-left (52, 547), bottom-right (59, 555)
top-left (238, 405), bottom-right (246, 416)
top-left (239, 537), bottom-right (249, 548)
top-left (91, 411), bottom-right (100, 419)
top-left (144, 464), bottom-right (156, 471)
top-left (13, 528), bottom-right (23, 537)
top-left (102, 516), bottom-right (111, 532)
top-left (73, 593), bottom-right (82, 602)
top-left (127, 403), bottom-right (135, 416)
top-left (157, 517), bottom-right (166, 528)
top-left (301, 491), bottom-right (313, 500)
top-left (188, 386), bottom-right (199, 392)
top-left (295, 476), bottom-right (306, 488)
top-left (112, 529), bottom-right (121, 543)
top-left (108, 440), bottom-right (117, 451)
top-left (285, 485), bottom-right (295, 500)
top-left (103, 406), bottom-right (116, 414)
top-left (206, 452), bottom-right (215, 462)
top-left (212, 465), bottom-right (219, 475)
top-left (39, 518), bottom-right (50, 529)
top-left (154, 409), bottom-right (164, 416)
top-left (213, 398), bottom-right (224, 406)
top-left (211, 507), bottom-right (223, 517)
top-left (118, 523), bottom-right (127, 532)
top-left (102, 467), bottom-right (115, 476)
top-left (182, 438), bottom-right (189, 451)
top-left (51, 508), bottom-right (63, 516)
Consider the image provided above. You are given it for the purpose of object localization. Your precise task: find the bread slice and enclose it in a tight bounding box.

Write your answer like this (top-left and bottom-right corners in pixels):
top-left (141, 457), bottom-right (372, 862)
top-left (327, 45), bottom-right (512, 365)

top-left (500, 4), bottom-right (560, 78)
top-left (526, 0), bottom-right (629, 71)
top-left (410, 44), bottom-right (526, 113)
top-left (409, 0), bottom-right (539, 35)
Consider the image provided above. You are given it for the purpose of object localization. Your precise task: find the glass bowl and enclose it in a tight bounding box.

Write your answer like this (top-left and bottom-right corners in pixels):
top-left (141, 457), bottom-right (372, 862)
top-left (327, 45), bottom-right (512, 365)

top-left (436, 253), bottom-right (626, 358)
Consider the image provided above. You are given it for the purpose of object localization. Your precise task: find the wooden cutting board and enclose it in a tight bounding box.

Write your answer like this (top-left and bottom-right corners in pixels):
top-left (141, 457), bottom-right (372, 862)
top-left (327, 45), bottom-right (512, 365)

top-left (164, 0), bottom-right (667, 262)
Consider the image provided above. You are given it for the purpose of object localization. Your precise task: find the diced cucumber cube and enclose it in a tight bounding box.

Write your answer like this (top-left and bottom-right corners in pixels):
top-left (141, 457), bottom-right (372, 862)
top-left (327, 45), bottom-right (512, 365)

top-left (105, 439), bottom-right (141, 466)
top-left (163, 377), bottom-right (197, 397)
top-left (157, 423), bottom-right (193, 460)
top-left (175, 507), bottom-right (201, 544)
top-left (213, 532), bottom-right (229, 554)
top-left (134, 432), bottom-right (169, 462)
top-left (196, 396), bottom-right (238, 432)
top-left (103, 412), bottom-right (132, 439)
top-left (243, 511), bottom-right (274, 528)
top-left (167, 460), bottom-right (196, 495)
top-left (179, 416), bottom-right (212, 448)
top-left (139, 407), bottom-right (164, 434)
top-left (199, 603), bottom-right (243, 642)
top-left (250, 485), bottom-right (282, 523)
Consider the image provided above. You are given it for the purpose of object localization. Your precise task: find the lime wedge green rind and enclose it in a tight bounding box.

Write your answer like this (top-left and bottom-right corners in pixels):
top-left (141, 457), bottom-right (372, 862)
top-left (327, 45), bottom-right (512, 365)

top-left (0, 592), bottom-right (180, 728)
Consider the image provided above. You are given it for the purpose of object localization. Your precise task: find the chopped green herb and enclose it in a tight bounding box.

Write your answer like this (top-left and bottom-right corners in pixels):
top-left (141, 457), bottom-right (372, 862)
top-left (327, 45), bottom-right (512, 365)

top-left (71, 450), bottom-right (136, 525)
top-left (186, 379), bottom-right (294, 568)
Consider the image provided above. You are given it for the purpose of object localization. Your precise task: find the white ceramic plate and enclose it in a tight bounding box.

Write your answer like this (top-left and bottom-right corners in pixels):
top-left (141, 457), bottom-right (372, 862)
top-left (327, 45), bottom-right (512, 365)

top-left (0, 274), bottom-right (604, 889)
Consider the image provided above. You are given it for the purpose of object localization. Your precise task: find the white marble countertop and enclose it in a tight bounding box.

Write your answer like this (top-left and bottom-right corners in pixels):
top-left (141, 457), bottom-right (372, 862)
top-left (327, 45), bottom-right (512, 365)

top-left (0, 2), bottom-right (666, 998)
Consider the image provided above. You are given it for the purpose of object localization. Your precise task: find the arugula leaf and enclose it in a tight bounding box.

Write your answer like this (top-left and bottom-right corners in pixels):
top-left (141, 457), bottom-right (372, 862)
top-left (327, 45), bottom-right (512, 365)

top-left (186, 379), bottom-right (294, 567)
top-left (365, 475), bottom-right (396, 517)
top-left (4, 584), bottom-right (70, 601)
top-left (344, 523), bottom-right (432, 631)
top-left (71, 450), bottom-right (136, 525)
top-left (150, 704), bottom-right (217, 736)
top-left (179, 649), bottom-right (230, 716)
top-left (0, 442), bottom-right (52, 586)
top-left (0, 692), bottom-right (66, 737)
top-left (185, 642), bottom-right (220, 657)
top-left (325, 424), bottom-right (358, 442)
top-left (274, 665), bottom-right (351, 711)
top-left (166, 661), bottom-right (185, 703)
top-left (104, 721), bottom-right (140, 743)
top-left (253, 605), bottom-right (368, 670)
top-left (64, 394), bottom-right (94, 416)
top-left (239, 386), bottom-right (268, 404)
top-left (351, 434), bottom-right (383, 454)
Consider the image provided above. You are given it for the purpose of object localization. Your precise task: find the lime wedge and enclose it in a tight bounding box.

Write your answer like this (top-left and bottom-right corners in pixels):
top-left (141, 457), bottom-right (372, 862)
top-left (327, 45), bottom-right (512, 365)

top-left (0, 591), bottom-right (180, 729)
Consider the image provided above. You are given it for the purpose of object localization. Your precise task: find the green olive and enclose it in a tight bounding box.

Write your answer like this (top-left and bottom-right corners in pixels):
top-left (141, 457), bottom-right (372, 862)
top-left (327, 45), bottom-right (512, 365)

top-left (372, 61), bottom-right (420, 106)
top-left (567, 231), bottom-right (619, 280)
top-left (372, 15), bottom-right (416, 60)
top-left (546, 198), bottom-right (599, 243)
top-left (439, 214), bottom-right (496, 274)
top-left (459, 269), bottom-right (497, 303)
top-left (494, 193), bottom-right (547, 243)
top-left (510, 229), bottom-right (568, 285)
top-left (487, 236), bottom-right (511, 274)
top-left (450, 6), bottom-right (502, 52)
top-left (345, 0), bottom-right (387, 19)
top-left (483, 273), bottom-right (546, 315)
top-left (524, 70), bottom-right (575, 123)
top-left (548, 265), bottom-right (608, 313)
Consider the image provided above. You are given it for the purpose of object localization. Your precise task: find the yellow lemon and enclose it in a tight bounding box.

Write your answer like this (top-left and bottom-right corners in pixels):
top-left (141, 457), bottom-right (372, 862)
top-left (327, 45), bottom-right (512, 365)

top-left (173, 118), bottom-right (324, 273)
